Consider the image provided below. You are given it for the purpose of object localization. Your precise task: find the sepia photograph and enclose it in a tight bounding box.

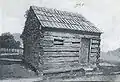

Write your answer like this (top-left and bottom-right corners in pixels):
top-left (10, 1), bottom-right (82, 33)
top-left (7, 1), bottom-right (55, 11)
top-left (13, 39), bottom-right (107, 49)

top-left (0, 0), bottom-right (120, 81)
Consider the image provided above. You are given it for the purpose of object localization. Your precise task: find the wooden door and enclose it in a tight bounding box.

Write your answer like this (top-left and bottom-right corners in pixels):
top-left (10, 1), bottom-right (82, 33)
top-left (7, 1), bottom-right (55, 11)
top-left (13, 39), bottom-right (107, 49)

top-left (79, 38), bottom-right (90, 64)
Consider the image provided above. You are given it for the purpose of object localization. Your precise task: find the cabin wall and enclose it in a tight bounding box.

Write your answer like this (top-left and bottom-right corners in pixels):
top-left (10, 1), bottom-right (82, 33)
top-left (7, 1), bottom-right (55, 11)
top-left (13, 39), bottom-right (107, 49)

top-left (42, 30), bottom-right (101, 71)
top-left (21, 7), bottom-right (44, 73)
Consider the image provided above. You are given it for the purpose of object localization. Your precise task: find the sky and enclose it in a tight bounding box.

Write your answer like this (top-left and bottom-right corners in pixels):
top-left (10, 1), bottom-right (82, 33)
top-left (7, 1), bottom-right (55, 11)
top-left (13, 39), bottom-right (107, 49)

top-left (0, 0), bottom-right (120, 52)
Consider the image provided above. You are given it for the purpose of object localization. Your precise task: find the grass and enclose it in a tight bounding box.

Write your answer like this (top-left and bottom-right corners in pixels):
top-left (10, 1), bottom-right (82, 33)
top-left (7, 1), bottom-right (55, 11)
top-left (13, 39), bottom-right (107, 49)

top-left (0, 64), bottom-right (36, 80)
top-left (62, 74), bottom-right (120, 81)
top-left (0, 53), bottom-right (120, 81)
top-left (0, 54), bottom-right (38, 80)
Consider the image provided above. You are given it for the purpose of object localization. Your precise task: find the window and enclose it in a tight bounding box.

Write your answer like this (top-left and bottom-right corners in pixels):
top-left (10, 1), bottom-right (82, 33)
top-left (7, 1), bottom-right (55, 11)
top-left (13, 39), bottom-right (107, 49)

top-left (54, 38), bottom-right (64, 45)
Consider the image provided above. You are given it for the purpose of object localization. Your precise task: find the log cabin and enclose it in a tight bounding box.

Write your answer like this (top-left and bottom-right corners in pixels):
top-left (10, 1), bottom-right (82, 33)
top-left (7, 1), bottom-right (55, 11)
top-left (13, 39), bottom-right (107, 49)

top-left (20, 6), bottom-right (102, 77)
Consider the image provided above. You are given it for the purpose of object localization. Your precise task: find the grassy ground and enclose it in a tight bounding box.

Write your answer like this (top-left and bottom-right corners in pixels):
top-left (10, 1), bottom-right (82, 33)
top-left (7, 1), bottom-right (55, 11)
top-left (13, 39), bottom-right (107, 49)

top-left (62, 74), bottom-right (120, 81)
top-left (0, 64), bottom-right (36, 79)
top-left (0, 54), bottom-right (38, 80)
top-left (0, 53), bottom-right (120, 81)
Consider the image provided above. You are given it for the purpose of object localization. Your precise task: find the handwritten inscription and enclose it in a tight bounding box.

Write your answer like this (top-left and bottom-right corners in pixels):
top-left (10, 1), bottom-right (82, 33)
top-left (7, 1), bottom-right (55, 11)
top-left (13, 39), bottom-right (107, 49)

top-left (74, 0), bottom-right (84, 8)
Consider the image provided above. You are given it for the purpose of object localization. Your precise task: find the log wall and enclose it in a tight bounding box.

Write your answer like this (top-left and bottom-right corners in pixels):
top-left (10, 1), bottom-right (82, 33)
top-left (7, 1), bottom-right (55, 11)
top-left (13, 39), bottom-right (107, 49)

top-left (21, 7), bottom-right (44, 74)
top-left (40, 31), bottom-right (101, 71)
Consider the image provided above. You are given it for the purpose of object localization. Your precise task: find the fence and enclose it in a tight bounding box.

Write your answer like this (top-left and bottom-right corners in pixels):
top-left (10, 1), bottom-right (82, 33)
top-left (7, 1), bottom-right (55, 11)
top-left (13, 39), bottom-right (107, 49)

top-left (0, 48), bottom-right (23, 55)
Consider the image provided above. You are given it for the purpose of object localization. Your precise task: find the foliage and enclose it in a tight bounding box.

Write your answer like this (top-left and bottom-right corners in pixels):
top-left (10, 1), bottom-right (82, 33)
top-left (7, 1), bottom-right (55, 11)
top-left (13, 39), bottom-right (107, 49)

top-left (24, 10), bottom-right (30, 18)
top-left (0, 32), bottom-right (21, 49)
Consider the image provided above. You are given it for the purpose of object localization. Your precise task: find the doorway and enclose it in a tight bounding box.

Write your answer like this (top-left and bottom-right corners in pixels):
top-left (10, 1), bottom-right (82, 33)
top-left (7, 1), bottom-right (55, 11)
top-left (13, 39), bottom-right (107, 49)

top-left (80, 38), bottom-right (90, 64)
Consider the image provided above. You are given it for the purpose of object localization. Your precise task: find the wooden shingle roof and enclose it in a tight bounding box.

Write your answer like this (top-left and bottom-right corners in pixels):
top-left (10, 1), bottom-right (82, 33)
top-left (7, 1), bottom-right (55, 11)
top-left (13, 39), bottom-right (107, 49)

top-left (31, 6), bottom-right (102, 33)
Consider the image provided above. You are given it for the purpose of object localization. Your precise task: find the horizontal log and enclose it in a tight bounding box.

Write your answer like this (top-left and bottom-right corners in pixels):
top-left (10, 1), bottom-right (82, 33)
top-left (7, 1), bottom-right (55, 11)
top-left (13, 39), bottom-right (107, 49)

top-left (91, 45), bottom-right (99, 48)
top-left (43, 36), bottom-right (54, 40)
top-left (43, 59), bottom-right (79, 66)
top-left (43, 35), bottom-right (81, 42)
top-left (43, 46), bottom-right (80, 49)
top-left (90, 53), bottom-right (97, 57)
top-left (40, 40), bottom-right (53, 44)
top-left (54, 45), bottom-right (80, 48)
top-left (39, 40), bottom-right (53, 47)
top-left (63, 42), bottom-right (72, 46)
top-left (54, 41), bottom-right (63, 45)
top-left (43, 64), bottom-right (66, 70)
top-left (69, 44), bottom-right (81, 48)
top-left (43, 57), bottom-right (79, 63)
top-left (43, 61), bottom-right (79, 70)
top-left (44, 56), bottom-right (79, 60)
top-left (64, 42), bottom-right (80, 46)
top-left (44, 31), bottom-right (80, 38)
top-left (43, 46), bottom-right (81, 48)
top-left (43, 65), bottom-right (88, 74)
top-left (44, 31), bottom-right (99, 39)
top-left (44, 60), bottom-right (79, 65)
top-left (43, 52), bottom-right (79, 57)
top-left (43, 47), bottom-right (79, 52)
top-left (92, 40), bottom-right (100, 43)
top-left (44, 61), bottom-right (79, 66)
top-left (91, 48), bottom-right (98, 52)
top-left (42, 44), bottom-right (53, 47)
top-left (64, 38), bottom-right (81, 43)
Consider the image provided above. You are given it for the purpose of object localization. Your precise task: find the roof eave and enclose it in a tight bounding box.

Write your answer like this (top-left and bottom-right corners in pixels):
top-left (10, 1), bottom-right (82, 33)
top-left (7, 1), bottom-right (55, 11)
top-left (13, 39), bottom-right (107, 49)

top-left (42, 26), bottom-right (102, 35)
